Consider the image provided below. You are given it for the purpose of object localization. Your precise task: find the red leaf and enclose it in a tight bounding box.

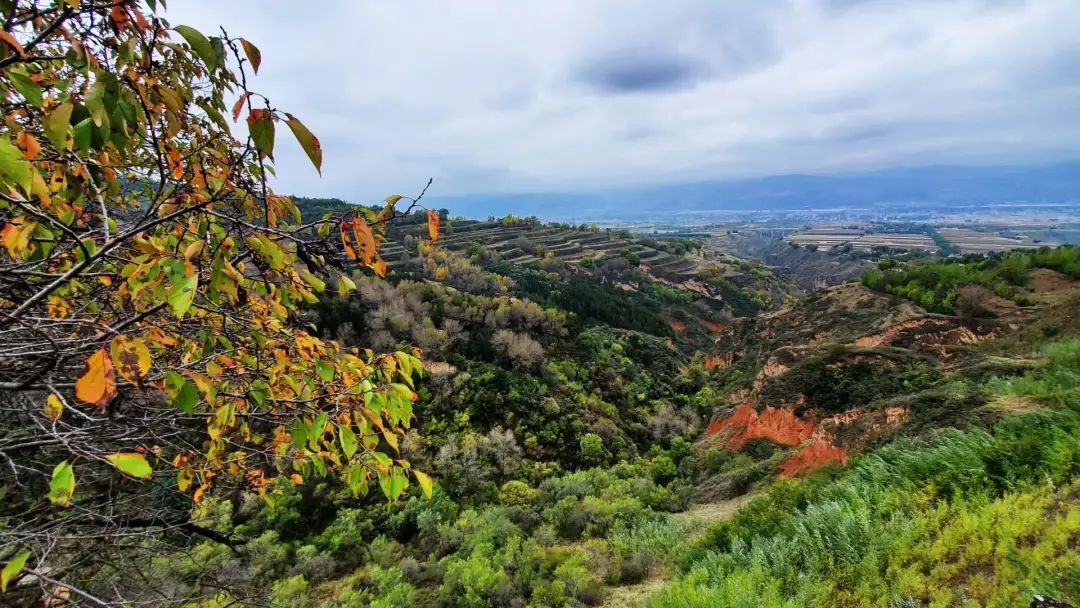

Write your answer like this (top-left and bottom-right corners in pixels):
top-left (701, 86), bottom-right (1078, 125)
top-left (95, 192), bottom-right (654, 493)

top-left (111, 4), bottom-right (130, 32)
top-left (231, 91), bottom-right (250, 123)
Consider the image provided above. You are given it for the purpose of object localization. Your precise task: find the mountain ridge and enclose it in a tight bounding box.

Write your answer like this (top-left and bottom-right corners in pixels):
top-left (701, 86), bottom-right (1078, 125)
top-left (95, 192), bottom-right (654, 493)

top-left (426, 160), bottom-right (1080, 220)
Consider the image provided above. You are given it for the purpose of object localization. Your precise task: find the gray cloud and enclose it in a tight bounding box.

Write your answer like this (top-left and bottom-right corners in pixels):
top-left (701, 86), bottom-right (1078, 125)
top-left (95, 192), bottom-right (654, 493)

top-left (162, 0), bottom-right (1080, 201)
top-left (575, 50), bottom-right (709, 94)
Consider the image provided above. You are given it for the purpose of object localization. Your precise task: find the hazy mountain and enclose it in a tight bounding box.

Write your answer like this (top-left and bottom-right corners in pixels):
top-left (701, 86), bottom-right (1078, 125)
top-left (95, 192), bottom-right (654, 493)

top-left (429, 161), bottom-right (1080, 221)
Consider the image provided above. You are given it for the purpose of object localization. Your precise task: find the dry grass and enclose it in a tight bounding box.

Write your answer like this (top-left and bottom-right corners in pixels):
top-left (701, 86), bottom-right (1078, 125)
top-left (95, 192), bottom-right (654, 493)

top-left (983, 394), bottom-right (1044, 415)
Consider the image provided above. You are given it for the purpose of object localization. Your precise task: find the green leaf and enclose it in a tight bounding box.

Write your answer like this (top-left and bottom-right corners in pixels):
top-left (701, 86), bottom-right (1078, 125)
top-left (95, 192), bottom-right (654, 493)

top-left (247, 110), bottom-right (275, 160)
top-left (73, 117), bottom-right (93, 151)
top-left (315, 359), bottom-right (334, 382)
top-left (209, 36), bottom-right (226, 70)
top-left (346, 464), bottom-right (368, 497)
top-left (174, 379), bottom-right (199, 413)
top-left (414, 470), bottom-right (433, 499)
top-left (284, 113), bottom-right (322, 175)
top-left (174, 25), bottom-right (218, 71)
top-left (44, 102), bottom-right (72, 151)
top-left (1, 549), bottom-right (30, 592)
top-left (0, 137), bottom-right (33, 194)
top-left (47, 461), bottom-right (75, 507)
top-left (105, 452), bottom-right (152, 479)
top-left (197, 100), bottom-right (230, 135)
top-left (240, 38), bottom-right (262, 74)
top-left (9, 69), bottom-right (41, 107)
top-left (85, 84), bottom-right (110, 128)
top-left (379, 466), bottom-right (409, 502)
top-left (248, 379), bottom-right (269, 408)
top-left (168, 272), bottom-right (198, 318)
top-left (289, 420), bottom-right (309, 450)
top-left (339, 425), bottom-right (357, 459)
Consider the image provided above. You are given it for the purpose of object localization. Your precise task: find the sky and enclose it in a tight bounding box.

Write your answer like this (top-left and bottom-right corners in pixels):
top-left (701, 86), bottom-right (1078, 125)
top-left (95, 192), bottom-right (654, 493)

top-left (164, 0), bottom-right (1080, 202)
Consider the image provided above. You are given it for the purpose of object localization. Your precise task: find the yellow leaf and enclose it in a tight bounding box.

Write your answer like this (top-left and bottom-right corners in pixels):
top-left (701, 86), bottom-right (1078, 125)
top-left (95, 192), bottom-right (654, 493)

top-left (183, 239), bottom-right (205, 261)
top-left (48, 169), bottom-right (65, 192)
top-left (1, 218), bottom-right (36, 258)
top-left (44, 394), bottom-right (63, 421)
top-left (74, 349), bottom-right (117, 409)
top-left (109, 336), bottom-right (151, 385)
top-left (45, 296), bottom-right (69, 319)
top-left (105, 452), bottom-right (152, 479)
top-left (414, 470), bottom-right (433, 499)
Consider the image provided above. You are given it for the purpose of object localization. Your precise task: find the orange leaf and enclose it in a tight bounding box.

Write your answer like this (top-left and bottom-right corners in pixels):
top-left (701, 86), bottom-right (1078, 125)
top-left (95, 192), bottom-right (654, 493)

top-left (427, 209), bottom-right (441, 243)
top-left (352, 218), bottom-right (378, 265)
top-left (0, 31), bottom-right (25, 58)
top-left (166, 148), bottom-right (183, 179)
top-left (240, 38), bottom-right (262, 74)
top-left (16, 132), bottom-right (40, 160)
top-left (75, 349), bottom-right (117, 409)
top-left (339, 217), bottom-right (357, 260)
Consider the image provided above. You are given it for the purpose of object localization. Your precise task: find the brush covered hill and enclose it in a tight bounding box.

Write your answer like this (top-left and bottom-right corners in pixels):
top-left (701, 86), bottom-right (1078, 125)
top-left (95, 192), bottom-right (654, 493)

top-left (106, 244), bottom-right (1080, 608)
top-left (381, 213), bottom-right (798, 318)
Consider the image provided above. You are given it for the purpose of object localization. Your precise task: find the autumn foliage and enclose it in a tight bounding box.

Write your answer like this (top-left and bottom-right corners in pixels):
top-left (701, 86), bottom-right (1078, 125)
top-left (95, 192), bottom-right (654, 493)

top-left (0, 0), bottom-right (438, 600)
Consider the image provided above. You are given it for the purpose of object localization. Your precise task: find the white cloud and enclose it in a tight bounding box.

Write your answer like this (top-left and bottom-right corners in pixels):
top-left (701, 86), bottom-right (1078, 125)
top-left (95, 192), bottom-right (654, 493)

top-left (164, 0), bottom-right (1080, 201)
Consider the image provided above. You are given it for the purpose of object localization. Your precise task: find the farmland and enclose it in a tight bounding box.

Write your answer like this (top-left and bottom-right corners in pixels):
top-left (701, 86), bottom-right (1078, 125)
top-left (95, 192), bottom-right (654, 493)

top-left (937, 227), bottom-right (1045, 253)
top-left (784, 227), bottom-right (938, 252)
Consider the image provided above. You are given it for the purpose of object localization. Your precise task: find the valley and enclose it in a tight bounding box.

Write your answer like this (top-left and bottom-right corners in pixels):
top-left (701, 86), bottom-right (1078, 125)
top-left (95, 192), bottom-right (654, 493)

top-left (116, 201), bottom-right (1080, 606)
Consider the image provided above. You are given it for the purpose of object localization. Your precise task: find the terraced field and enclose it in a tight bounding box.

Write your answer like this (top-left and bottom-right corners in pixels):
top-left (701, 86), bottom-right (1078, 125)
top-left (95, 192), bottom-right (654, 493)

top-left (386, 219), bottom-right (706, 281)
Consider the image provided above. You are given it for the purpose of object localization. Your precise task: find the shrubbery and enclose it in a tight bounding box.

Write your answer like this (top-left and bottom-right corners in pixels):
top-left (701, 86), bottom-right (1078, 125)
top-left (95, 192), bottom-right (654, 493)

top-left (862, 245), bottom-right (1080, 313)
top-left (652, 407), bottom-right (1080, 608)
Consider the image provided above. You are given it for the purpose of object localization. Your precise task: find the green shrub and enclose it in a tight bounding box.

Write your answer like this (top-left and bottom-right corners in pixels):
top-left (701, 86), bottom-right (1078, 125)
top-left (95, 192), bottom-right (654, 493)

top-left (580, 432), bottom-right (609, 465)
top-left (269, 575), bottom-right (311, 608)
top-left (499, 480), bottom-right (540, 506)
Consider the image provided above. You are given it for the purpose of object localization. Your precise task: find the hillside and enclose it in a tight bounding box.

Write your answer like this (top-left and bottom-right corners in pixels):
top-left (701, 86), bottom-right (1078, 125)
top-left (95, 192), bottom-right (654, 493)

top-left (79, 244), bottom-right (1080, 607)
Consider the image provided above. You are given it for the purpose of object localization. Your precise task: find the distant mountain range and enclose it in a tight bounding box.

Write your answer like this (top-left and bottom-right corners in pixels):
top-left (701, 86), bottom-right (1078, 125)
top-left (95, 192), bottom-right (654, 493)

top-left (426, 161), bottom-right (1080, 221)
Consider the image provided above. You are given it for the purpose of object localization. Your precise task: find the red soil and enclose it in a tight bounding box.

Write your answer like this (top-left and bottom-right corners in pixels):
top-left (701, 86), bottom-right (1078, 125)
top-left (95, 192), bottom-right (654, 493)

top-left (706, 402), bottom-right (814, 448)
top-left (704, 353), bottom-right (734, 369)
top-left (668, 319), bottom-right (687, 333)
top-left (779, 441), bottom-right (849, 476)
top-left (707, 402), bottom-right (849, 476)
top-left (699, 318), bottom-right (726, 333)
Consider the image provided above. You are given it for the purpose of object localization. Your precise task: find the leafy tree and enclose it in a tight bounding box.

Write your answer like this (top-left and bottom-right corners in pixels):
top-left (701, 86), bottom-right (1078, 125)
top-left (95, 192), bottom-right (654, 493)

top-left (0, 2), bottom-right (437, 603)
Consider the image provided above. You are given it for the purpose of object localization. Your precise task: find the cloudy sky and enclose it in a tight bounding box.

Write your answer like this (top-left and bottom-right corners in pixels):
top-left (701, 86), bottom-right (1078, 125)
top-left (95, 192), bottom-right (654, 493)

top-left (165, 0), bottom-right (1080, 201)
